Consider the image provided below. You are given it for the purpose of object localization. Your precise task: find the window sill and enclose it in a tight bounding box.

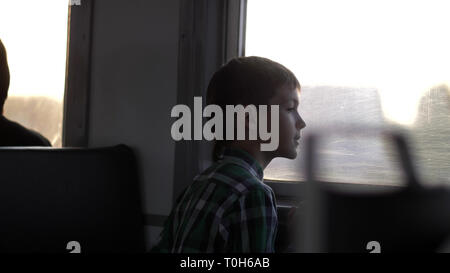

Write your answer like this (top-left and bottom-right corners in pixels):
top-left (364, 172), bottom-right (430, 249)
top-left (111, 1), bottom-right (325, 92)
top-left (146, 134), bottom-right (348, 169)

top-left (265, 179), bottom-right (405, 203)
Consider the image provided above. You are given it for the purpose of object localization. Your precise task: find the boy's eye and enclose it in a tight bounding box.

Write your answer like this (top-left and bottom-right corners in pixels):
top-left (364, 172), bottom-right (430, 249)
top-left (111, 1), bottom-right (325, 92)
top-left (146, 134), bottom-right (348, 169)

top-left (287, 108), bottom-right (295, 111)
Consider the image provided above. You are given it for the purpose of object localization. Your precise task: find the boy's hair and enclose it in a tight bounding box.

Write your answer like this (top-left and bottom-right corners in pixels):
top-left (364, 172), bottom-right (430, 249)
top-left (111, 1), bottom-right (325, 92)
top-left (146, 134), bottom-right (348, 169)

top-left (206, 56), bottom-right (300, 160)
top-left (0, 39), bottom-right (10, 114)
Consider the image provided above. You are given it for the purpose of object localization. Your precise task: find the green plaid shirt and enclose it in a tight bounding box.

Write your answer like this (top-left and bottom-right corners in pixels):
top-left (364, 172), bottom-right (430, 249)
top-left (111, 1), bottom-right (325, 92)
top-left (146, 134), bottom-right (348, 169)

top-left (152, 147), bottom-right (278, 253)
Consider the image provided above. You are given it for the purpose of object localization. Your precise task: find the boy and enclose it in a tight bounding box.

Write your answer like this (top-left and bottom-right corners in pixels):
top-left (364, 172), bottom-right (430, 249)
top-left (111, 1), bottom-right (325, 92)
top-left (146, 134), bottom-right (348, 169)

top-left (153, 56), bottom-right (306, 253)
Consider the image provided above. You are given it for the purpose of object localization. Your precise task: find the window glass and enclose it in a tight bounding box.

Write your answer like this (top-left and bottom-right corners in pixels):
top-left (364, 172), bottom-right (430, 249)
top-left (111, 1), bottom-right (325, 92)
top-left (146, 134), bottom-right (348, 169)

top-left (0, 0), bottom-right (69, 147)
top-left (246, 0), bottom-right (450, 185)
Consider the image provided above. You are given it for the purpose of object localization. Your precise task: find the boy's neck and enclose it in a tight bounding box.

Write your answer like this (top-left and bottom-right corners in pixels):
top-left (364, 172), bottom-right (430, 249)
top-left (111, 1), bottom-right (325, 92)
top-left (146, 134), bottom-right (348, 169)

top-left (227, 142), bottom-right (272, 170)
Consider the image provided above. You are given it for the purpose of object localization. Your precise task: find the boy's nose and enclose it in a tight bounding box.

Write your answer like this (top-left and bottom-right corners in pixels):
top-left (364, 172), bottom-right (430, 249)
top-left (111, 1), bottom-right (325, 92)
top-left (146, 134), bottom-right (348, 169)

top-left (296, 115), bottom-right (306, 130)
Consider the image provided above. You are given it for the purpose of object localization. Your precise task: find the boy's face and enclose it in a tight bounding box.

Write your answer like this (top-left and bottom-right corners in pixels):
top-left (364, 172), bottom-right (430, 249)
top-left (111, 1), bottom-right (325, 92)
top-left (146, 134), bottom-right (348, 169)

top-left (268, 86), bottom-right (306, 159)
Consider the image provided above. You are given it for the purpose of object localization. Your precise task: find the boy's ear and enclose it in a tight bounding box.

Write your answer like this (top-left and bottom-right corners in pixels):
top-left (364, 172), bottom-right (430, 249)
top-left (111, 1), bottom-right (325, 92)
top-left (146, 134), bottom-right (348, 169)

top-left (243, 105), bottom-right (257, 128)
top-left (245, 112), bottom-right (256, 128)
top-left (244, 112), bottom-right (250, 128)
top-left (245, 111), bottom-right (259, 141)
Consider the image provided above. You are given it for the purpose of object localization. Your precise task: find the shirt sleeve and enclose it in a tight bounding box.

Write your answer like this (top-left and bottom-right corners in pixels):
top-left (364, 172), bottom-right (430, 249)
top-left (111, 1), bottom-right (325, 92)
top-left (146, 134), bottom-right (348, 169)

top-left (223, 186), bottom-right (278, 253)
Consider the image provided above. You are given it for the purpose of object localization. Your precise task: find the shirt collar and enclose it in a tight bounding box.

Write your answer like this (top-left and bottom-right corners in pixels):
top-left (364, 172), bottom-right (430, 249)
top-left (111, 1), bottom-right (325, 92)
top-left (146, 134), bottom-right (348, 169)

top-left (220, 147), bottom-right (264, 181)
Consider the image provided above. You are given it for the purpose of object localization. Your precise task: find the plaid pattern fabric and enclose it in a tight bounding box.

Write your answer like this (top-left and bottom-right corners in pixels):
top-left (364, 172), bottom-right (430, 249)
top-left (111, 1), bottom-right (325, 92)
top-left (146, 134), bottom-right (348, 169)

top-left (151, 147), bottom-right (278, 253)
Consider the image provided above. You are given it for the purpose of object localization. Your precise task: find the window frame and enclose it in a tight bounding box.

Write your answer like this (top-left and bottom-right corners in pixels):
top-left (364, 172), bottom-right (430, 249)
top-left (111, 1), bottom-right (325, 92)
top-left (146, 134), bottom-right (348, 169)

top-left (63, 0), bottom-right (94, 147)
top-left (173, 0), bottom-right (235, 204)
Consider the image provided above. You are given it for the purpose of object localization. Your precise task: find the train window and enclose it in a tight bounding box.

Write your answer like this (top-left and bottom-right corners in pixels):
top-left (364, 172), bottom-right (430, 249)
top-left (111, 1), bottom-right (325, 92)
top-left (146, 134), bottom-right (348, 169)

top-left (246, 0), bottom-right (450, 186)
top-left (0, 0), bottom-right (69, 147)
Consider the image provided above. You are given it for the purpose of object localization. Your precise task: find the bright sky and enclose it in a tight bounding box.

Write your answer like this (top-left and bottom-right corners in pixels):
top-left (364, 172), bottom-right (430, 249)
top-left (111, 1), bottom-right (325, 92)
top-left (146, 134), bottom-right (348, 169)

top-left (0, 0), bottom-right (69, 101)
top-left (246, 0), bottom-right (450, 125)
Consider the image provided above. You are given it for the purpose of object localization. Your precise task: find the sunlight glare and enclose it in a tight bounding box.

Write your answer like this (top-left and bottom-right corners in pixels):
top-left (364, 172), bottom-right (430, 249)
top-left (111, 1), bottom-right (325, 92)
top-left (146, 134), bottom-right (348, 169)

top-left (246, 0), bottom-right (450, 125)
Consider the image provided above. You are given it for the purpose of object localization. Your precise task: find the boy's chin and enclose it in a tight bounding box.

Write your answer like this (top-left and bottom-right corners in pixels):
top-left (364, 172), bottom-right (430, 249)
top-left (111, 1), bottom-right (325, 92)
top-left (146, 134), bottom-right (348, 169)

top-left (287, 150), bottom-right (298, 159)
top-left (278, 148), bottom-right (297, 159)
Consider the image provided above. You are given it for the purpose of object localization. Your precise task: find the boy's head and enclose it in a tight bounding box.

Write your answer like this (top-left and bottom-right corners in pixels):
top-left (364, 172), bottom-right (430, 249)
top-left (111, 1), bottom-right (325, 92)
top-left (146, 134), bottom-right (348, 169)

top-left (0, 39), bottom-right (10, 114)
top-left (206, 56), bottom-right (306, 161)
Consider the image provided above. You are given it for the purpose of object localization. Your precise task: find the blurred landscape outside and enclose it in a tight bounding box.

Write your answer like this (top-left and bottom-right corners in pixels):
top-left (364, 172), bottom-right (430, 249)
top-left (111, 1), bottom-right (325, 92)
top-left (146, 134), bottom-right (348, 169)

top-left (0, 0), bottom-right (69, 147)
top-left (247, 0), bottom-right (450, 186)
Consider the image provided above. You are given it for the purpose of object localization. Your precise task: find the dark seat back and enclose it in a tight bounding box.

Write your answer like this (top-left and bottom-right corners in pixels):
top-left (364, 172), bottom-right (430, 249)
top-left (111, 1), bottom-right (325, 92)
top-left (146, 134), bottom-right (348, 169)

top-left (0, 145), bottom-right (145, 252)
top-left (323, 186), bottom-right (450, 252)
top-left (302, 131), bottom-right (450, 252)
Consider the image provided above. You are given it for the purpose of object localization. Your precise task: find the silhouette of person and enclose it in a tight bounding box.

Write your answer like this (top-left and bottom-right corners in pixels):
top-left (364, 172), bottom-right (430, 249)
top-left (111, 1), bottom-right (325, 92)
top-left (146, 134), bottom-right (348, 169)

top-left (0, 39), bottom-right (51, 146)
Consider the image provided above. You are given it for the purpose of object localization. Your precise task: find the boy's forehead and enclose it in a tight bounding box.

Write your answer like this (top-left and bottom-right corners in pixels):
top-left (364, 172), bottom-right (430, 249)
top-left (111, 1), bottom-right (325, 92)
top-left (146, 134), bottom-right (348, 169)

top-left (269, 86), bottom-right (300, 104)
